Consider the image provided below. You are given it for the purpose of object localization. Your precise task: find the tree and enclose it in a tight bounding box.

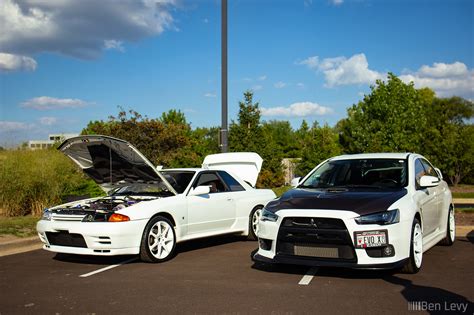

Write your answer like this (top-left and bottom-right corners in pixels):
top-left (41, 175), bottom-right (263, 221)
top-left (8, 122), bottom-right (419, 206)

top-left (297, 122), bottom-right (342, 176)
top-left (338, 73), bottom-right (428, 153)
top-left (229, 91), bottom-right (284, 187)
top-left (422, 97), bottom-right (474, 185)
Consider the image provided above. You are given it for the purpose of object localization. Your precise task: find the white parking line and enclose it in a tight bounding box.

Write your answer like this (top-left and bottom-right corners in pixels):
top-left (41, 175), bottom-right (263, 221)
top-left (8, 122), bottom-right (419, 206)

top-left (298, 267), bottom-right (318, 285)
top-left (79, 257), bottom-right (137, 278)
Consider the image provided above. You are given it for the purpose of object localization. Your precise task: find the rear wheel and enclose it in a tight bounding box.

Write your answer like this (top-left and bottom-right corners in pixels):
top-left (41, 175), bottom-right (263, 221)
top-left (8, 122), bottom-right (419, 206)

top-left (248, 206), bottom-right (263, 240)
top-left (140, 216), bottom-right (176, 263)
top-left (440, 207), bottom-right (455, 246)
top-left (402, 218), bottom-right (423, 274)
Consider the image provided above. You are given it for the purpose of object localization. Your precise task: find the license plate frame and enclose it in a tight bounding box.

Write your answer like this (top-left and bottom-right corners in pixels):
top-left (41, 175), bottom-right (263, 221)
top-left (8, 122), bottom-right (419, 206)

top-left (354, 230), bottom-right (388, 248)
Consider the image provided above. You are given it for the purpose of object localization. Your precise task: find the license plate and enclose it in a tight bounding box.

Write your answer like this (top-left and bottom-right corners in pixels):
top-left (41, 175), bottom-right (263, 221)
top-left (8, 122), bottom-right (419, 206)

top-left (354, 230), bottom-right (388, 248)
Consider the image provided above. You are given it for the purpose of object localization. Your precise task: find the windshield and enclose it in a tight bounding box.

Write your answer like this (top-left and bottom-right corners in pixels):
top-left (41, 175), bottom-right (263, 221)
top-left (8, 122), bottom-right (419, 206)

top-left (160, 171), bottom-right (196, 194)
top-left (110, 182), bottom-right (175, 197)
top-left (300, 158), bottom-right (408, 190)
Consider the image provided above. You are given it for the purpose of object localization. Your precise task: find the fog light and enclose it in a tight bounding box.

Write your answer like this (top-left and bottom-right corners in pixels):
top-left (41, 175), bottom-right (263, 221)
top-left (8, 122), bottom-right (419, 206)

top-left (383, 245), bottom-right (395, 257)
top-left (259, 238), bottom-right (272, 251)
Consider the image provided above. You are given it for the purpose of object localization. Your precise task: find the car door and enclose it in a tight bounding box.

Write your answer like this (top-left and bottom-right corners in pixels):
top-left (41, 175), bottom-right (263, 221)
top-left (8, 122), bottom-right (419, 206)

top-left (420, 158), bottom-right (444, 231)
top-left (186, 171), bottom-right (236, 235)
top-left (412, 158), bottom-right (438, 236)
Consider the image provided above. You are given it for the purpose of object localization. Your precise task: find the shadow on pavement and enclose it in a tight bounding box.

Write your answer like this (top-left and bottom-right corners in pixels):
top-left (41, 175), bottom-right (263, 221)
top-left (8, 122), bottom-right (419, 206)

top-left (176, 234), bottom-right (248, 254)
top-left (466, 230), bottom-right (474, 243)
top-left (53, 253), bottom-right (138, 265)
top-left (384, 275), bottom-right (473, 314)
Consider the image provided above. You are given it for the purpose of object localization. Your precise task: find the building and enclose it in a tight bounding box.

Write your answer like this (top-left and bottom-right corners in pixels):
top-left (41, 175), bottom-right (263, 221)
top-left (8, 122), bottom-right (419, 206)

top-left (28, 133), bottom-right (79, 150)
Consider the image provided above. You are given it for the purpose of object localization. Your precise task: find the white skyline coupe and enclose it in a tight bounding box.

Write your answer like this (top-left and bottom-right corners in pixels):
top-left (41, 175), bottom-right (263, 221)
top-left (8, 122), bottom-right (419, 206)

top-left (254, 153), bottom-right (455, 273)
top-left (37, 135), bottom-right (276, 262)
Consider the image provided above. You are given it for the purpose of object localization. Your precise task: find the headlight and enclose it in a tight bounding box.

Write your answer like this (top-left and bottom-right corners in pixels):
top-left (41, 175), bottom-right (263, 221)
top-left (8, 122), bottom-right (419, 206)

top-left (261, 208), bottom-right (279, 222)
top-left (355, 209), bottom-right (400, 225)
top-left (41, 209), bottom-right (52, 221)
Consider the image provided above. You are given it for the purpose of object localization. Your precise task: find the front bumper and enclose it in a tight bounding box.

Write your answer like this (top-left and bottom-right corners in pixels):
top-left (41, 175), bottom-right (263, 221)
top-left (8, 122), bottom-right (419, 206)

top-left (255, 209), bottom-right (412, 268)
top-left (36, 219), bottom-right (148, 256)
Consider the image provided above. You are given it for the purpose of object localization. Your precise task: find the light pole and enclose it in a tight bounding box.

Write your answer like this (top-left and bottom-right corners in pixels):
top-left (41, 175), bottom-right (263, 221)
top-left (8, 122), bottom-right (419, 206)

top-left (220, 0), bottom-right (228, 152)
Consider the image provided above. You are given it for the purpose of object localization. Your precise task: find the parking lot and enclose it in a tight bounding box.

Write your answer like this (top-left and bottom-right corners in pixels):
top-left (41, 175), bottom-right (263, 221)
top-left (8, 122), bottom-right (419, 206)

top-left (0, 235), bottom-right (472, 314)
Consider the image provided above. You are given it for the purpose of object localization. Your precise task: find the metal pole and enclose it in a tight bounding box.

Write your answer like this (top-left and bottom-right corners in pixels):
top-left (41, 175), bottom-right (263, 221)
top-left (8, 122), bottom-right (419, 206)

top-left (220, 0), bottom-right (228, 152)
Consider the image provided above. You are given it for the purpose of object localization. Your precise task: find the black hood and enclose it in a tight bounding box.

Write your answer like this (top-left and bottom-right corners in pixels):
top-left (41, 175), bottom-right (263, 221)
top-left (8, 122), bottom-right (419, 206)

top-left (266, 188), bottom-right (407, 216)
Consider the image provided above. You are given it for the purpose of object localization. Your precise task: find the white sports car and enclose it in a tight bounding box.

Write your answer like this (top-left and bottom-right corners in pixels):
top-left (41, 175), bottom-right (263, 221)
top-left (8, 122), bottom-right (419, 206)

top-left (37, 135), bottom-right (276, 262)
top-left (254, 153), bottom-right (455, 273)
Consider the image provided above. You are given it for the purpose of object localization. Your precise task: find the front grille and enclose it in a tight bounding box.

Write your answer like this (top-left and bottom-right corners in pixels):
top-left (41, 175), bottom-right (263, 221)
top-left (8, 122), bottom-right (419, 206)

top-left (276, 217), bottom-right (356, 262)
top-left (45, 231), bottom-right (87, 248)
top-left (51, 214), bottom-right (86, 222)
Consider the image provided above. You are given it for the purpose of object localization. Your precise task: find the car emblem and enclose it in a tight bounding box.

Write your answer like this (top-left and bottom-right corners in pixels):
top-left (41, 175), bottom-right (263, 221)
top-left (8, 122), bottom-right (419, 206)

top-left (310, 218), bottom-right (318, 228)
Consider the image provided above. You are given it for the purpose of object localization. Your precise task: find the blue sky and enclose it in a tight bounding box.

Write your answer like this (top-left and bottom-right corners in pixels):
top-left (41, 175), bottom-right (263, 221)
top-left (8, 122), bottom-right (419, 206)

top-left (0, 0), bottom-right (473, 146)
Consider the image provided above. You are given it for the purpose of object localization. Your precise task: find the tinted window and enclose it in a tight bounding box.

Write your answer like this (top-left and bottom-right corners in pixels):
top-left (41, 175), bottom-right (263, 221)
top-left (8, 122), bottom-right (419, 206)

top-left (300, 158), bottom-right (408, 189)
top-left (160, 171), bottom-right (195, 194)
top-left (193, 172), bottom-right (227, 193)
top-left (218, 171), bottom-right (245, 191)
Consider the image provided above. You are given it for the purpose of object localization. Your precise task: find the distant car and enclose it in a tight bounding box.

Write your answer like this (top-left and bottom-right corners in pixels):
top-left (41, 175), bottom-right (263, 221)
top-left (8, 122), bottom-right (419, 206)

top-left (37, 135), bottom-right (276, 262)
top-left (254, 153), bottom-right (455, 273)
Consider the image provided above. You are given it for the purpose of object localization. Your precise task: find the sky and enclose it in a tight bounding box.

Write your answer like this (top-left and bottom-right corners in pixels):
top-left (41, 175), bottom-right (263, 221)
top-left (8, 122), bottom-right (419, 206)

top-left (0, 0), bottom-right (473, 147)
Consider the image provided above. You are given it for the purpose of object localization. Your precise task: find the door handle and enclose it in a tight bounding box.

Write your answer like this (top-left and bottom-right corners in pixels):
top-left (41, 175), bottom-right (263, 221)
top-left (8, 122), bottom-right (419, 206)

top-left (227, 198), bottom-right (233, 201)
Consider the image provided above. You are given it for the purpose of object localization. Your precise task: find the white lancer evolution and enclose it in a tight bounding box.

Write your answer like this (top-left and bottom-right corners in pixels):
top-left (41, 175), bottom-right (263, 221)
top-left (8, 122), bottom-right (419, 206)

top-left (254, 153), bottom-right (455, 273)
top-left (37, 135), bottom-right (276, 262)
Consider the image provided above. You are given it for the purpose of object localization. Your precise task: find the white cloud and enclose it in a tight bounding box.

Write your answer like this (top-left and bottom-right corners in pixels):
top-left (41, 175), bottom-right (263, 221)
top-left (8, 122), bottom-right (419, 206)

top-left (204, 93), bottom-right (216, 98)
top-left (274, 81), bottom-right (287, 89)
top-left (203, 18), bottom-right (209, 24)
top-left (252, 85), bottom-right (263, 91)
top-left (258, 75), bottom-right (267, 81)
top-left (400, 62), bottom-right (474, 97)
top-left (0, 53), bottom-right (37, 72)
top-left (297, 53), bottom-right (385, 87)
top-left (296, 82), bottom-right (305, 88)
top-left (261, 102), bottom-right (332, 117)
top-left (104, 40), bottom-right (124, 52)
top-left (0, 121), bottom-right (30, 132)
top-left (21, 96), bottom-right (90, 110)
top-left (0, 0), bottom-right (177, 66)
top-left (39, 116), bottom-right (57, 126)
top-left (330, 0), bottom-right (344, 6)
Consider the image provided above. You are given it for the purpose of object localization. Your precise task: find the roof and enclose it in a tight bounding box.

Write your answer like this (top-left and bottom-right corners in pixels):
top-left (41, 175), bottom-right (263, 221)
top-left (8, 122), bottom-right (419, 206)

top-left (331, 153), bottom-right (412, 161)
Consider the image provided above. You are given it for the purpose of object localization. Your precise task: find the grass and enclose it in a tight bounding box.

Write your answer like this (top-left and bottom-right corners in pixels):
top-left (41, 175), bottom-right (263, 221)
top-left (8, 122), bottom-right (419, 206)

top-left (0, 215), bottom-right (39, 237)
top-left (456, 207), bottom-right (474, 213)
top-left (452, 192), bottom-right (474, 199)
top-left (0, 149), bottom-right (104, 217)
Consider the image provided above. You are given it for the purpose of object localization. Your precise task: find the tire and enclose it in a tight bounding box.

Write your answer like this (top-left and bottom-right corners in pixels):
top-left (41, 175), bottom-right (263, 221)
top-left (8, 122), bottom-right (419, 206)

top-left (402, 218), bottom-right (423, 274)
top-left (440, 206), bottom-right (455, 246)
top-left (247, 206), bottom-right (263, 241)
top-left (139, 216), bottom-right (176, 263)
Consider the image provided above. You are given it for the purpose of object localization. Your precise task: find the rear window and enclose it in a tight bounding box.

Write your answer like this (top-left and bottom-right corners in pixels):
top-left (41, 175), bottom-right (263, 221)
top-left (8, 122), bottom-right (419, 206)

top-left (218, 171), bottom-right (245, 191)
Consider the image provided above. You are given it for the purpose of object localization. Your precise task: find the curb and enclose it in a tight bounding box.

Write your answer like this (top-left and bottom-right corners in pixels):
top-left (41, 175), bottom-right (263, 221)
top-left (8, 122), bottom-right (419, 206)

top-left (0, 226), bottom-right (472, 258)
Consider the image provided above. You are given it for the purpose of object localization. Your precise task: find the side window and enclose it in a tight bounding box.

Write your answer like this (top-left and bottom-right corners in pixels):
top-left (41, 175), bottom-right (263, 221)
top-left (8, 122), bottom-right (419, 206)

top-left (193, 172), bottom-right (228, 193)
top-left (421, 159), bottom-right (438, 178)
top-left (414, 159), bottom-right (425, 189)
top-left (218, 171), bottom-right (245, 192)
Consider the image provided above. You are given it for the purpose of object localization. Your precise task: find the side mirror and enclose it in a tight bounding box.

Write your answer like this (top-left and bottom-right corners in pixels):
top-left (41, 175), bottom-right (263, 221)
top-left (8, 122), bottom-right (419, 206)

top-left (419, 175), bottom-right (440, 188)
top-left (188, 185), bottom-right (211, 196)
top-left (290, 177), bottom-right (301, 188)
top-left (434, 168), bottom-right (443, 180)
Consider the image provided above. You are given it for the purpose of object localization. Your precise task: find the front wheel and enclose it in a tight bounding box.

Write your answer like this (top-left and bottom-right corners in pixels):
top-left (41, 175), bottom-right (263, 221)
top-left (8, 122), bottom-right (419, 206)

top-left (440, 207), bottom-right (455, 246)
top-left (140, 216), bottom-right (176, 263)
top-left (248, 206), bottom-right (263, 240)
top-left (402, 218), bottom-right (423, 274)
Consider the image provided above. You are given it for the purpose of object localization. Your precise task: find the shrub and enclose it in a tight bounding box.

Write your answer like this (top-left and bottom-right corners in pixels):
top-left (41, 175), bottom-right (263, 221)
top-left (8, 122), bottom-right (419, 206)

top-left (0, 149), bottom-right (103, 217)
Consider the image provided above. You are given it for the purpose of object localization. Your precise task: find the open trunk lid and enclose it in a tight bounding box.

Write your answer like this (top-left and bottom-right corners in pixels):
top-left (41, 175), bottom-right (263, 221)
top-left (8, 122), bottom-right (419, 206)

top-left (58, 135), bottom-right (177, 194)
top-left (202, 152), bottom-right (263, 187)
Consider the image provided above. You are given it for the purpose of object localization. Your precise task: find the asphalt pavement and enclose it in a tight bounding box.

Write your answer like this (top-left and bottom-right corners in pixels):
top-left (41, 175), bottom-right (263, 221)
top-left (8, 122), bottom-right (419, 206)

top-left (0, 234), bottom-right (472, 314)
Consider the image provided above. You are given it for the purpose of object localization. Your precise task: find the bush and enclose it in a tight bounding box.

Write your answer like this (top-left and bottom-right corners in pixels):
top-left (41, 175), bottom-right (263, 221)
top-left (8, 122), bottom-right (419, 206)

top-left (0, 149), bottom-right (103, 217)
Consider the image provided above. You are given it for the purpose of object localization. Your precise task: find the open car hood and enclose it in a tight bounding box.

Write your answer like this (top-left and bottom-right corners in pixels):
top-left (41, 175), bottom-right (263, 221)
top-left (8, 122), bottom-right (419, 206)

top-left (202, 152), bottom-right (263, 187)
top-left (58, 135), bottom-right (177, 194)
